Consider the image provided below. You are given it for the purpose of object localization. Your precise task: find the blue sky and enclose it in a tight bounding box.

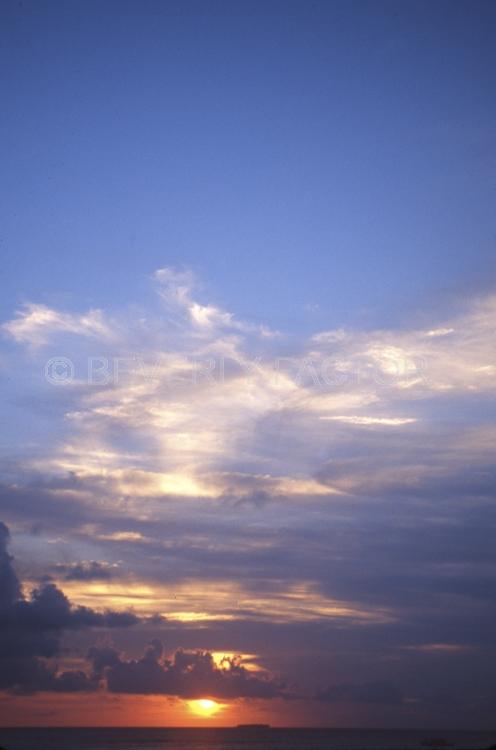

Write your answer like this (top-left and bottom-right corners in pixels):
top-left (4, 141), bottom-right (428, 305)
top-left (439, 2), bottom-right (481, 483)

top-left (1, 0), bottom-right (496, 730)
top-left (2, 0), bottom-right (495, 331)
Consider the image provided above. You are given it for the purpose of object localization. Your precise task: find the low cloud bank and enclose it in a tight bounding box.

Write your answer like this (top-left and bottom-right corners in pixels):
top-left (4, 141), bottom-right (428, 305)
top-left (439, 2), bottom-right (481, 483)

top-left (0, 522), bottom-right (138, 693)
top-left (89, 641), bottom-right (287, 699)
top-left (0, 523), bottom-right (287, 699)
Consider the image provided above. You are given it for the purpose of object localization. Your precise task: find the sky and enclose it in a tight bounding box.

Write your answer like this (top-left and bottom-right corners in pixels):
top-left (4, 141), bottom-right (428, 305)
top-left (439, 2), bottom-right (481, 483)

top-left (0, 0), bottom-right (495, 730)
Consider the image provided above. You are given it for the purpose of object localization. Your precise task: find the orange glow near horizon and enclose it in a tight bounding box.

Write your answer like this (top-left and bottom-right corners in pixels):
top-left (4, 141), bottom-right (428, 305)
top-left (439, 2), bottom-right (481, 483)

top-left (0, 692), bottom-right (325, 728)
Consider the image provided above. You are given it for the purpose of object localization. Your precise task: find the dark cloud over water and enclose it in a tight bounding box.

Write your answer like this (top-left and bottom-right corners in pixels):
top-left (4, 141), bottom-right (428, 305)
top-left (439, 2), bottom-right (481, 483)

top-left (0, 522), bottom-right (138, 693)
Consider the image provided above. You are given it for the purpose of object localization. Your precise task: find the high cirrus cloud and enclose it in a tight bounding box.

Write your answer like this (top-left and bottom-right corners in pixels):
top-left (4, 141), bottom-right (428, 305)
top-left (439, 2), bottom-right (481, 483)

top-left (153, 266), bottom-right (277, 337)
top-left (2, 303), bottom-right (113, 347)
top-left (3, 269), bottom-right (495, 512)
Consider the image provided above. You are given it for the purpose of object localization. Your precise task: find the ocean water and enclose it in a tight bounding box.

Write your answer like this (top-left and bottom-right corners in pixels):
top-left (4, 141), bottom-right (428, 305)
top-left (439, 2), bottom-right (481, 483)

top-left (1, 728), bottom-right (495, 750)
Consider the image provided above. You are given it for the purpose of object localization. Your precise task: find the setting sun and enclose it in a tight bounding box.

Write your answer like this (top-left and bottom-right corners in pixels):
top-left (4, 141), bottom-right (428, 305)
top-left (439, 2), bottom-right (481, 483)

top-left (188, 698), bottom-right (223, 718)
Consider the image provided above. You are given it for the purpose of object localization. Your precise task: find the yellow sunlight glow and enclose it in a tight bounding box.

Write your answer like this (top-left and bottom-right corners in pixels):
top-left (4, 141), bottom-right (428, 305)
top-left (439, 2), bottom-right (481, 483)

top-left (188, 698), bottom-right (223, 718)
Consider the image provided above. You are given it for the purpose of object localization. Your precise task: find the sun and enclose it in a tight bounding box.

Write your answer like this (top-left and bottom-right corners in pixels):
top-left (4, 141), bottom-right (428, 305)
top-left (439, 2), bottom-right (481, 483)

top-left (188, 698), bottom-right (223, 718)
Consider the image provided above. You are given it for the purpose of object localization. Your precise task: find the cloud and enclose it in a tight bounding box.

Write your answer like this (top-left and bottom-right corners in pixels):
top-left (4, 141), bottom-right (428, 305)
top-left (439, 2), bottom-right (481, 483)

top-left (6, 274), bottom-right (495, 517)
top-left (7, 285), bottom-right (494, 523)
top-left (154, 265), bottom-right (278, 337)
top-left (319, 415), bottom-right (417, 426)
top-left (54, 561), bottom-right (118, 581)
top-left (2, 303), bottom-right (113, 347)
top-left (0, 522), bottom-right (142, 693)
top-left (0, 524), bottom-right (288, 699)
top-left (2, 274), bottom-right (496, 722)
top-left (88, 641), bottom-right (287, 699)
top-left (310, 292), bottom-right (496, 397)
top-left (401, 643), bottom-right (472, 654)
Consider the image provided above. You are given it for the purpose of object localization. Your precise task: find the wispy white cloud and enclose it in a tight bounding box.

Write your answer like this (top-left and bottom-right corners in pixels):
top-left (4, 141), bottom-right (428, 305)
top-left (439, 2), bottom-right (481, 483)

top-left (4, 275), bottom-right (496, 511)
top-left (2, 303), bottom-right (113, 347)
top-left (154, 266), bottom-right (280, 337)
top-left (320, 416), bottom-right (417, 426)
top-left (310, 293), bottom-right (496, 397)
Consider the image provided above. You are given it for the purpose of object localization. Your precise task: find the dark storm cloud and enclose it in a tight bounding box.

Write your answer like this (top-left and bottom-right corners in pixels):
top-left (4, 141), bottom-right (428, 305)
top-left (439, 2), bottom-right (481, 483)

top-left (0, 522), bottom-right (141, 693)
top-left (0, 523), bottom-right (287, 699)
top-left (88, 640), bottom-right (288, 699)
